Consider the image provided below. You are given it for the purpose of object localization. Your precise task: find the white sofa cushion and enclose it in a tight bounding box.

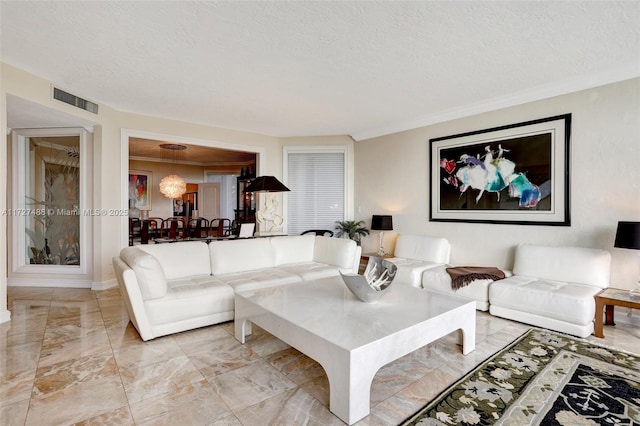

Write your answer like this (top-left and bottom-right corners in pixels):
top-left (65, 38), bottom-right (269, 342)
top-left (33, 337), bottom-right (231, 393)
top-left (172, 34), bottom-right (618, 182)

top-left (278, 262), bottom-right (341, 281)
top-left (513, 244), bottom-right (611, 289)
top-left (145, 275), bottom-right (235, 326)
top-left (394, 234), bottom-right (451, 264)
top-left (314, 236), bottom-right (358, 271)
top-left (139, 241), bottom-right (212, 280)
top-left (209, 238), bottom-right (274, 275)
top-left (271, 235), bottom-right (315, 266)
top-left (387, 258), bottom-right (442, 288)
top-left (489, 275), bottom-right (602, 326)
top-left (217, 268), bottom-right (301, 292)
top-left (422, 265), bottom-right (495, 311)
top-left (120, 247), bottom-right (168, 301)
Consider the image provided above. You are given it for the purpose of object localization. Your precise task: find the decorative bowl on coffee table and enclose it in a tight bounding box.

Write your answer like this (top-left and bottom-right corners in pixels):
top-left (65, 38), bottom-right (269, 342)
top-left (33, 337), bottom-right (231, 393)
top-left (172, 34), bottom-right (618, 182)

top-left (340, 256), bottom-right (397, 302)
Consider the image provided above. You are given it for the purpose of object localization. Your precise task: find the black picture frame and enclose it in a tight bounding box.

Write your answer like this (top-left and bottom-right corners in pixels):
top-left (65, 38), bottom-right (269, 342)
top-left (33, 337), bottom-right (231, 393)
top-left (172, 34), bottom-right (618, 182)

top-left (429, 114), bottom-right (571, 226)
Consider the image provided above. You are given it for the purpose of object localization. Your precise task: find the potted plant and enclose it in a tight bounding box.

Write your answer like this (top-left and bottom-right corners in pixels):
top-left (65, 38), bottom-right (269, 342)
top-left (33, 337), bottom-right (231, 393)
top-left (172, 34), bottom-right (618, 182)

top-left (335, 220), bottom-right (370, 246)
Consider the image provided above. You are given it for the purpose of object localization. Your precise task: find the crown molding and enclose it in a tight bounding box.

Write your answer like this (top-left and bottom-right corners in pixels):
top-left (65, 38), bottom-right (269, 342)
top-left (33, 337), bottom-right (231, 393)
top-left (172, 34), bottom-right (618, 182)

top-left (352, 66), bottom-right (640, 142)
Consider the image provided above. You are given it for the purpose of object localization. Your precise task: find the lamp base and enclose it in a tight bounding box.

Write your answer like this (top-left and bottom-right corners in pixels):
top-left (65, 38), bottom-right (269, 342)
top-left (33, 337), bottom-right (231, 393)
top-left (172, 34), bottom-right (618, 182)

top-left (377, 231), bottom-right (387, 257)
top-left (256, 193), bottom-right (284, 232)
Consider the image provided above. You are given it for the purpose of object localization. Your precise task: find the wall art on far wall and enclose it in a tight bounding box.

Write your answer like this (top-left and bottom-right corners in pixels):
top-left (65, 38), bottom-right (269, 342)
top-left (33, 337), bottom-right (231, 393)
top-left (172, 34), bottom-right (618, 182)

top-left (129, 170), bottom-right (152, 210)
top-left (429, 114), bottom-right (571, 226)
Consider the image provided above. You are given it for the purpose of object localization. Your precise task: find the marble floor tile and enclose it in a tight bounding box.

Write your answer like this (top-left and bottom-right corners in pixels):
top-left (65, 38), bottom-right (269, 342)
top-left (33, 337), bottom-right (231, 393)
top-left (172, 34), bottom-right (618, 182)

top-left (1, 324), bottom-right (46, 347)
top-left (32, 350), bottom-right (119, 396)
top-left (172, 323), bottom-right (235, 348)
top-left (235, 387), bottom-right (344, 426)
top-left (369, 352), bottom-right (440, 405)
top-left (47, 302), bottom-right (100, 322)
top-left (265, 347), bottom-right (326, 385)
top-left (0, 340), bottom-right (42, 377)
top-left (119, 355), bottom-right (204, 404)
top-left (184, 334), bottom-right (262, 379)
top-left (128, 379), bottom-right (232, 425)
top-left (98, 302), bottom-right (130, 322)
top-left (74, 405), bottom-right (135, 426)
top-left (0, 369), bottom-right (38, 407)
top-left (25, 374), bottom-right (129, 425)
top-left (112, 337), bottom-right (185, 368)
top-left (0, 397), bottom-right (30, 426)
top-left (7, 287), bottom-right (54, 302)
top-left (209, 359), bottom-right (298, 411)
top-left (43, 312), bottom-right (107, 346)
top-left (104, 318), bottom-right (144, 349)
top-left (38, 329), bottom-right (112, 368)
top-left (243, 326), bottom-right (292, 357)
top-left (299, 373), bottom-right (331, 407)
top-left (2, 285), bottom-right (639, 425)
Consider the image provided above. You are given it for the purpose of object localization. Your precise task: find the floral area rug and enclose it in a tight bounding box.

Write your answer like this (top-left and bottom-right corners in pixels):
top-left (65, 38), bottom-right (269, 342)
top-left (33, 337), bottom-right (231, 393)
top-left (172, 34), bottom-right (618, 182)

top-left (400, 328), bottom-right (640, 425)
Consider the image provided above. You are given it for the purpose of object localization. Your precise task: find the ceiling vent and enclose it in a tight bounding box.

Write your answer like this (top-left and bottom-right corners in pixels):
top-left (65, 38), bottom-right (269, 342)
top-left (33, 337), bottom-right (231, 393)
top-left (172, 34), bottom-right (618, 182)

top-left (52, 87), bottom-right (99, 114)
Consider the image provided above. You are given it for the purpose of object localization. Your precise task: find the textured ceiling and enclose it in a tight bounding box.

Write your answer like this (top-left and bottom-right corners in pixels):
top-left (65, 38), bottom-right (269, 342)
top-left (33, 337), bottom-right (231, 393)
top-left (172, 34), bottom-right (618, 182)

top-left (1, 1), bottom-right (639, 141)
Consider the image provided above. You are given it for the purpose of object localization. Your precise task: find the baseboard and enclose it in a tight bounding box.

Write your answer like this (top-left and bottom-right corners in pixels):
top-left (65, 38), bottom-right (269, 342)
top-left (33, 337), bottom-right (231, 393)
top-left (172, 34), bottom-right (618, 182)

top-left (91, 278), bottom-right (117, 291)
top-left (7, 277), bottom-right (117, 291)
top-left (0, 309), bottom-right (11, 324)
top-left (7, 277), bottom-right (92, 288)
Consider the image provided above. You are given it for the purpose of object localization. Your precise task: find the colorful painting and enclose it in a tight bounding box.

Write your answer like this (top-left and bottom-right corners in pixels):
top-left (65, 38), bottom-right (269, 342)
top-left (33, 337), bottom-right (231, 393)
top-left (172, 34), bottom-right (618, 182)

top-left (129, 170), bottom-right (152, 210)
top-left (429, 114), bottom-right (571, 226)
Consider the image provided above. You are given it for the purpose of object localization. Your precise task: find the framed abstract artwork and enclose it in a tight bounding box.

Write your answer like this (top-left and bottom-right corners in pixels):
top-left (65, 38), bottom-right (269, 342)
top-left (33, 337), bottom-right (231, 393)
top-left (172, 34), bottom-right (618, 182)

top-left (429, 114), bottom-right (571, 226)
top-left (129, 170), bottom-right (152, 210)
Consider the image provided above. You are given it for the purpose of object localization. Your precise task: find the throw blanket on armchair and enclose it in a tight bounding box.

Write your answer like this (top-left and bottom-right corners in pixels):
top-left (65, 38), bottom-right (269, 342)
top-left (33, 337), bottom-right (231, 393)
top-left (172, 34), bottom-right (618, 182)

top-left (445, 266), bottom-right (505, 290)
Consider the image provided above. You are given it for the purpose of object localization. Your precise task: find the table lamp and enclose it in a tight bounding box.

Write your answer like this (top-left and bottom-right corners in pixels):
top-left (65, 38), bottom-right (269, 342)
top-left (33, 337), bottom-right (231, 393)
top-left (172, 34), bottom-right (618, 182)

top-left (244, 176), bottom-right (290, 233)
top-left (371, 215), bottom-right (393, 257)
top-left (614, 221), bottom-right (640, 294)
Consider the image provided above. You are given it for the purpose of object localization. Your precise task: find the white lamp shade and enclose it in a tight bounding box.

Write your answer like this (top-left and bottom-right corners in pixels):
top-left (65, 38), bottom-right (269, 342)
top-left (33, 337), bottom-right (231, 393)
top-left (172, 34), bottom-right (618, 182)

top-left (159, 174), bottom-right (187, 199)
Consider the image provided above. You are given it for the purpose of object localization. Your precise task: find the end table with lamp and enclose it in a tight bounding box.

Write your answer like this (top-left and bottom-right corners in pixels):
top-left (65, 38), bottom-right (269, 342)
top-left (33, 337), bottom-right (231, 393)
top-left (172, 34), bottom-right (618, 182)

top-left (371, 214), bottom-right (393, 257)
top-left (594, 221), bottom-right (640, 338)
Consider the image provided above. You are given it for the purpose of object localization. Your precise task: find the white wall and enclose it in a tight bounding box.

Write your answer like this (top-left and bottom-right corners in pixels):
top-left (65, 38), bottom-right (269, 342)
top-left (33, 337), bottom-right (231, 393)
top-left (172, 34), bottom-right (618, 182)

top-left (2, 63), bottom-right (354, 301)
top-left (355, 78), bottom-right (640, 290)
top-left (0, 64), bottom-right (268, 291)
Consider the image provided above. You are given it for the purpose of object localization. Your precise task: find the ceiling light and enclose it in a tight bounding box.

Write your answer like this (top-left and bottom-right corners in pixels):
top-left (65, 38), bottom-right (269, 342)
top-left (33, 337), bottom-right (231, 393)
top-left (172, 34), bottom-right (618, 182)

top-left (159, 143), bottom-right (187, 199)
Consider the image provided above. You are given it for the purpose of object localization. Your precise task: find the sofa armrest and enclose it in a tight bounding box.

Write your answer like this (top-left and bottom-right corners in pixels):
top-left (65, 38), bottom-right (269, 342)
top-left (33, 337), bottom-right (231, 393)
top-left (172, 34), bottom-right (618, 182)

top-left (112, 256), bottom-right (154, 341)
top-left (394, 234), bottom-right (451, 264)
top-left (313, 236), bottom-right (361, 273)
top-left (120, 247), bottom-right (168, 300)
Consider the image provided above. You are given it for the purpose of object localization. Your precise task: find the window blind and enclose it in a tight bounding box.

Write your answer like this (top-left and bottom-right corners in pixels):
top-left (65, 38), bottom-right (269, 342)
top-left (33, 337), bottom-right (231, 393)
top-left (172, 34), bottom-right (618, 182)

top-left (287, 152), bottom-right (345, 235)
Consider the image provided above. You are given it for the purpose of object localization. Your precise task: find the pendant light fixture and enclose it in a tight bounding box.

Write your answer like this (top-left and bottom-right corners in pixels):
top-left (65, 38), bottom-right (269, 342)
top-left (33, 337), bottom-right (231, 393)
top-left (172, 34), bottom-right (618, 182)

top-left (158, 143), bottom-right (187, 199)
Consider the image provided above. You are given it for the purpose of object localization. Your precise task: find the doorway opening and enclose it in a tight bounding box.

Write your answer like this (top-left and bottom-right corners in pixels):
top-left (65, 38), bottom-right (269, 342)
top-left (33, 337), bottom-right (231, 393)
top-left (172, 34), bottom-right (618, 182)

top-left (123, 130), bottom-right (264, 245)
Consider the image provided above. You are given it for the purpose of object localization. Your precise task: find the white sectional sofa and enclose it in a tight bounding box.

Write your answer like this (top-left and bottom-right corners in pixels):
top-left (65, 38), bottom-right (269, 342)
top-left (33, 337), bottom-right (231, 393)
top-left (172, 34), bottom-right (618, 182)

top-left (489, 244), bottom-right (611, 338)
top-left (386, 234), bottom-right (502, 311)
top-left (113, 235), bottom-right (361, 341)
top-left (387, 234), bottom-right (451, 287)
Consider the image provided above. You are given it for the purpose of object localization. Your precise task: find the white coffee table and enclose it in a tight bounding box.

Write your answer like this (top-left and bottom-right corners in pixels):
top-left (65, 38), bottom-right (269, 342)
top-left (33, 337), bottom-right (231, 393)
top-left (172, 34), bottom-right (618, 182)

top-left (234, 276), bottom-right (475, 425)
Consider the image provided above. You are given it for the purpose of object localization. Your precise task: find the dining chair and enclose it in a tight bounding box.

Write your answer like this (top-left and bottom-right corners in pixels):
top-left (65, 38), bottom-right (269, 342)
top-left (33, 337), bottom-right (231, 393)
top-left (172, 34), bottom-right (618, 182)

top-left (209, 218), bottom-right (231, 237)
top-left (146, 217), bottom-right (163, 239)
top-left (301, 229), bottom-right (334, 237)
top-left (129, 218), bottom-right (141, 246)
top-left (161, 217), bottom-right (186, 239)
top-left (140, 220), bottom-right (150, 244)
top-left (187, 217), bottom-right (209, 238)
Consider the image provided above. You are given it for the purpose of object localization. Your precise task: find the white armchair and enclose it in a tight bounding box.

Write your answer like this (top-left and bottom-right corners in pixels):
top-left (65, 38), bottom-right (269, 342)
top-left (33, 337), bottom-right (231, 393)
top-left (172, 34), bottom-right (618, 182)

top-left (386, 234), bottom-right (451, 287)
top-left (489, 244), bottom-right (611, 338)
